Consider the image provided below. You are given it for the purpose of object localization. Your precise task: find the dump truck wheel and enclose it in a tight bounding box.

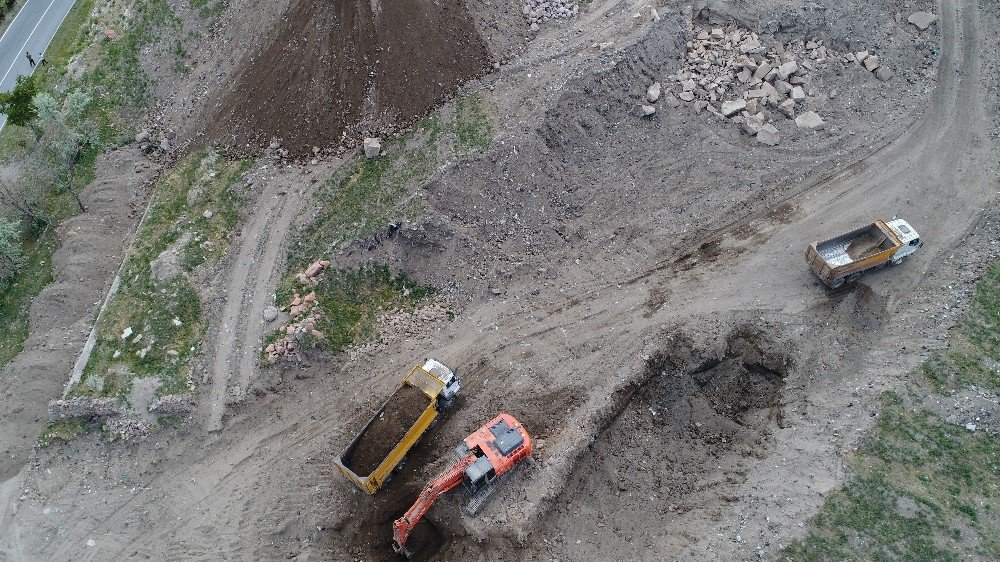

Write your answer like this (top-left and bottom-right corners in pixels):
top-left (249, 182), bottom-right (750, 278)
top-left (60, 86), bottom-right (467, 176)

top-left (828, 278), bottom-right (845, 289)
top-left (846, 273), bottom-right (862, 283)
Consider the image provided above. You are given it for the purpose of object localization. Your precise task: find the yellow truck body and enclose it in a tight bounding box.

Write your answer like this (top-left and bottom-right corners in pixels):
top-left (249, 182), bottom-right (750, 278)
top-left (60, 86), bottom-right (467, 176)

top-left (806, 219), bottom-right (904, 287)
top-left (334, 362), bottom-right (459, 494)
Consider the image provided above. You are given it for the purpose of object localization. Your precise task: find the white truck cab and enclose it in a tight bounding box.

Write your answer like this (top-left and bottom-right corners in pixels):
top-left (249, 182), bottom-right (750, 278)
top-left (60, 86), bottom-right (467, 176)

top-left (885, 218), bottom-right (922, 264)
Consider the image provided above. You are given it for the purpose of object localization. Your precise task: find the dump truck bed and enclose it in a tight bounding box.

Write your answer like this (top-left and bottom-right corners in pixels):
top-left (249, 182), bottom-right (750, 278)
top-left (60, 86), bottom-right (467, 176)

top-left (806, 220), bottom-right (903, 284)
top-left (335, 364), bottom-right (453, 494)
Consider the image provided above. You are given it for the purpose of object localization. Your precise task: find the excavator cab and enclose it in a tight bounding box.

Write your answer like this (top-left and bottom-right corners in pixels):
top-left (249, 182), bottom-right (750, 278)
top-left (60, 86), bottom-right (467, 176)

top-left (460, 417), bottom-right (526, 494)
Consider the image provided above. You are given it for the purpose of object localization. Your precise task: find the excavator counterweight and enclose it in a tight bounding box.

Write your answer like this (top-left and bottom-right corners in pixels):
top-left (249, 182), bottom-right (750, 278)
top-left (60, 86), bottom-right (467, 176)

top-left (391, 413), bottom-right (532, 557)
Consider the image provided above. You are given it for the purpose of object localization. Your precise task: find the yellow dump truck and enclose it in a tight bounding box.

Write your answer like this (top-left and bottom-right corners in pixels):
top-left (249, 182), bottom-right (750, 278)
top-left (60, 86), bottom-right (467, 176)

top-left (334, 359), bottom-right (461, 494)
top-left (806, 218), bottom-right (922, 288)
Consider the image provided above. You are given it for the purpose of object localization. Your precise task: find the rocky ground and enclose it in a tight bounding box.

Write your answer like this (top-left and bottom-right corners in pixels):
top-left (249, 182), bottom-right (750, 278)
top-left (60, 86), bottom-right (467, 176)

top-left (1, 0), bottom-right (998, 561)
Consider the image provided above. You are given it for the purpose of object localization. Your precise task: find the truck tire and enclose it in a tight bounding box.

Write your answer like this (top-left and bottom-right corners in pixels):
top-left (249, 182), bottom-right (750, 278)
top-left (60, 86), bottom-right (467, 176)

top-left (828, 278), bottom-right (845, 289)
top-left (846, 273), bottom-right (862, 283)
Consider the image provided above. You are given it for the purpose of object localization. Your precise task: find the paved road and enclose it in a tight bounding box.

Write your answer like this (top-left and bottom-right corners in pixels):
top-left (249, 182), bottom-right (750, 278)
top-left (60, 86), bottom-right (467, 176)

top-left (0, 0), bottom-right (78, 131)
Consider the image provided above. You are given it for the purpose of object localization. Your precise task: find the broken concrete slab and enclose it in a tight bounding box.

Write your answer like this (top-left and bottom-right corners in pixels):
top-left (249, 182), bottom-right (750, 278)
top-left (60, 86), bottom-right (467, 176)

top-left (778, 99), bottom-right (796, 118)
top-left (363, 137), bottom-right (382, 159)
top-left (679, 91), bottom-right (695, 102)
top-left (721, 99), bottom-right (747, 117)
top-left (863, 55), bottom-right (880, 71)
top-left (795, 111), bottom-right (825, 130)
top-left (790, 86), bottom-right (806, 102)
top-left (756, 124), bottom-right (780, 146)
top-left (875, 66), bottom-right (894, 81)
top-left (776, 61), bottom-right (798, 81)
top-left (741, 113), bottom-right (765, 135)
top-left (907, 12), bottom-right (938, 30)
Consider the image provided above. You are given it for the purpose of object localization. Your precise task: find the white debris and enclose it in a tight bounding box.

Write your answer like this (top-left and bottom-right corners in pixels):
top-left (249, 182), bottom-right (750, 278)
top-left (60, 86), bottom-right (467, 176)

top-left (646, 82), bottom-right (662, 103)
top-left (907, 12), bottom-right (938, 30)
top-left (363, 137), bottom-right (382, 159)
top-left (720, 99), bottom-right (747, 117)
top-left (121, 327), bottom-right (133, 340)
top-left (795, 111), bottom-right (826, 130)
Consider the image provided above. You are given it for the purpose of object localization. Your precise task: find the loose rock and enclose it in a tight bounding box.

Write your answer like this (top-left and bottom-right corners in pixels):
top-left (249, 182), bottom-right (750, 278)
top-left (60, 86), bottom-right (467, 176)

top-left (795, 111), bottom-right (826, 130)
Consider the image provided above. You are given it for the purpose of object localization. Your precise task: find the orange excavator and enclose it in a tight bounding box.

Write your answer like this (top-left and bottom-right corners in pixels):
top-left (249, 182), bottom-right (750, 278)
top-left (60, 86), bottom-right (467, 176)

top-left (391, 413), bottom-right (532, 557)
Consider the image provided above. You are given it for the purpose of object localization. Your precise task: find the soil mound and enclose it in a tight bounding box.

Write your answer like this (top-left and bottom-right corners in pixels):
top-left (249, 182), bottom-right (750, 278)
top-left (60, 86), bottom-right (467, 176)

top-left (208, 0), bottom-right (489, 157)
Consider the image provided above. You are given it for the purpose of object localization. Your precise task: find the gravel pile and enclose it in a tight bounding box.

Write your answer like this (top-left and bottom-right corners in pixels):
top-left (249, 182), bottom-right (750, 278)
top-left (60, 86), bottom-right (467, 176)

top-left (522, 0), bottom-right (578, 29)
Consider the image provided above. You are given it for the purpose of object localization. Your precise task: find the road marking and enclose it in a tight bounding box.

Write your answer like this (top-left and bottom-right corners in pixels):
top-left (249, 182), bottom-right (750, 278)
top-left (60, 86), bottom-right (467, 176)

top-left (0, 0), bottom-right (59, 88)
top-left (0, 0), bottom-right (42, 49)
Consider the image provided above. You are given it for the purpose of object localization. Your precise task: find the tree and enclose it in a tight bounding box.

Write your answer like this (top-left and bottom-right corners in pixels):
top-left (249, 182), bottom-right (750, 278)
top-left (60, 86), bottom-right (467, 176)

top-left (34, 90), bottom-right (101, 212)
top-left (0, 174), bottom-right (47, 230)
top-left (0, 75), bottom-right (39, 134)
top-left (0, 216), bottom-right (24, 291)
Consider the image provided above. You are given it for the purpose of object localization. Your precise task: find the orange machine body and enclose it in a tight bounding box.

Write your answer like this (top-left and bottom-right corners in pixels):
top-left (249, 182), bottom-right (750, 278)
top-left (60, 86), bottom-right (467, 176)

top-left (391, 413), bottom-right (531, 556)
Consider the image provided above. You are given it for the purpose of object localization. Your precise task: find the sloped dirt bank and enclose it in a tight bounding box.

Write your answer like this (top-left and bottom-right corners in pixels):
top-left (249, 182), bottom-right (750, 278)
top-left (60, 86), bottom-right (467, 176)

top-left (207, 0), bottom-right (489, 157)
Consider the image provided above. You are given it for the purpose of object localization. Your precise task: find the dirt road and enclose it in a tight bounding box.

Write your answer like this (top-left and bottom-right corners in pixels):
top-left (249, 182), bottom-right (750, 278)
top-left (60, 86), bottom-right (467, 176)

top-left (200, 160), bottom-right (337, 432)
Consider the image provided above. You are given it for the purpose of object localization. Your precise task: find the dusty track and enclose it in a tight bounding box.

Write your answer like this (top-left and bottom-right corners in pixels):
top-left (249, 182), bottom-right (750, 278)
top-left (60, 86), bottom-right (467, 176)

top-left (200, 161), bottom-right (337, 432)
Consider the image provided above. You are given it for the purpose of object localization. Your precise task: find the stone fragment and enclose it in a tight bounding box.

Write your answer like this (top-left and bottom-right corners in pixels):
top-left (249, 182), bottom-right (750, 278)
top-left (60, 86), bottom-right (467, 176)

top-left (756, 124), bottom-right (780, 146)
top-left (363, 137), bottom-right (382, 159)
top-left (203, 210), bottom-right (213, 219)
top-left (779, 99), bottom-right (796, 118)
top-left (263, 306), bottom-right (279, 322)
top-left (855, 50), bottom-right (869, 63)
top-left (776, 61), bottom-right (798, 80)
top-left (790, 86), bottom-right (806, 102)
top-left (720, 99), bottom-right (747, 117)
top-left (682, 79), bottom-right (696, 92)
top-left (693, 100), bottom-right (708, 113)
top-left (875, 66), bottom-right (894, 81)
top-left (679, 91), bottom-right (695, 102)
top-left (647, 82), bottom-right (662, 103)
top-left (740, 40), bottom-right (762, 54)
top-left (631, 104), bottom-right (656, 117)
top-left (135, 130), bottom-right (150, 143)
top-left (774, 80), bottom-right (792, 95)
top-left (863, 55), bottom-right (880, 71)
top-left (737, 69), bottom-right (752, 83)
top-left (741, 113), bottom-right (764, 135)
top-left (795, 111), bottom-right (825, 130)
top-left (907, 12), bottom-right (938, 30)
top-left (753, 62), bottom-right (772, 80)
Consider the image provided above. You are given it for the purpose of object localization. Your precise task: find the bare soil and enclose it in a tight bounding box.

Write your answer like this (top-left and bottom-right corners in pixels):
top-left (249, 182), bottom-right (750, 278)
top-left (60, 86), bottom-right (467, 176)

top-left (1, 0), bottom-right (998, 561)
top-left (206, 0), bottom-right (489, 157)
top-left (0, 147), bottom-right (158, 481)
top-left (346, 383), bottom-right (431, 475)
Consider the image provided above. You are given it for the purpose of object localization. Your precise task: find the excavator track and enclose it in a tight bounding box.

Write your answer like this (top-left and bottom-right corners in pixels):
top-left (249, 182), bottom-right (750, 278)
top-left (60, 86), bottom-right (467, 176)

top-left (466, 462), bottom-right (524, 516)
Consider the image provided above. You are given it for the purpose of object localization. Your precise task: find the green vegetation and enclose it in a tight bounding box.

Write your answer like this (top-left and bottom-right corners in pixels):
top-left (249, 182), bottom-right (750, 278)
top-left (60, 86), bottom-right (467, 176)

top-left (38, 419), bottom-right (90, 446)
top-left (0, 0), bottom-right (182, 367)
top-left (73, 151), bottom-right (250, 398)
top-left (272, 266), bottom-right (435, 356)
top-left (783, 262), bottom-right (1000, 561)
top-left (0, 76), bottom-right (39, 130)
top-left (291, 93), bottom-right (495, 266)
top-left (923, 262), bottom-right (1000, 393)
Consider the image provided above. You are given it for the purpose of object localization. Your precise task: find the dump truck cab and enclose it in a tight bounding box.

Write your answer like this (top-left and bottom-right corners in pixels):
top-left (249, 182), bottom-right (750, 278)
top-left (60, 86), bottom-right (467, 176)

top-left (885, 218), bottom-right (922, 263)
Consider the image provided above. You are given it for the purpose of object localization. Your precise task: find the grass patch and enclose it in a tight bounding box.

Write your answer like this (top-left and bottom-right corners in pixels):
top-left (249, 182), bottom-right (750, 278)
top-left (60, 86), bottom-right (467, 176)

top-left (73, 151), bottom-right (250, 398)
top-left (290, 92), bottom-right (495, 267)
top-left (272, 265), bottom-right (435, 356)
top-left (38, 419), bottom-right (90, 446)
top-left (784, 260), bottom-right (1000, 561)
top-left (923, 262), bottom-right (1000, 393)
top-left (781, 395), bottom-right (1000, 561)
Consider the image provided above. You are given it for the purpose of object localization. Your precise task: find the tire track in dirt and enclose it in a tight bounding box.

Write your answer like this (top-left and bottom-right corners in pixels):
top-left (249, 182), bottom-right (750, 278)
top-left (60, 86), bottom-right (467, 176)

top-left (201, 161), bottom-right (338, 432)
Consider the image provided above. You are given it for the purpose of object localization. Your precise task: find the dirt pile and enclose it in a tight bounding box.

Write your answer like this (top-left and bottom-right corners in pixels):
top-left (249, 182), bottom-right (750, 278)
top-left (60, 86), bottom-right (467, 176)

top-left (346, 383), bottom-right (430, 475)
top-left (530, 328), bottom-right (791, 559)
top-left (207, 0), bottom-right (489, 157)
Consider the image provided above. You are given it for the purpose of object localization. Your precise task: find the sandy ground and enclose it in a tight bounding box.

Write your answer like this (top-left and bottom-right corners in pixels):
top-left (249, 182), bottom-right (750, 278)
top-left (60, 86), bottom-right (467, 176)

top-left (0, 0), bottom-right (998, 560)
top-left (0, 148), bottom-right (158, 481)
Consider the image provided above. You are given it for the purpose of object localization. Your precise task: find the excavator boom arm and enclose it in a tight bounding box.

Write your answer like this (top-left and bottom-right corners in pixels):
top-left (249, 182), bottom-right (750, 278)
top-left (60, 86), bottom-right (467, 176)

top-left (392, 454), bottom-right (476, 554)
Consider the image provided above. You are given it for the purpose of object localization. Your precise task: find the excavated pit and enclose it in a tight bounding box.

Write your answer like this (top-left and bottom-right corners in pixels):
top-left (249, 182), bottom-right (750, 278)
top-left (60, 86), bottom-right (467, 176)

top-left (529, 327), bottom-right (792, 558)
